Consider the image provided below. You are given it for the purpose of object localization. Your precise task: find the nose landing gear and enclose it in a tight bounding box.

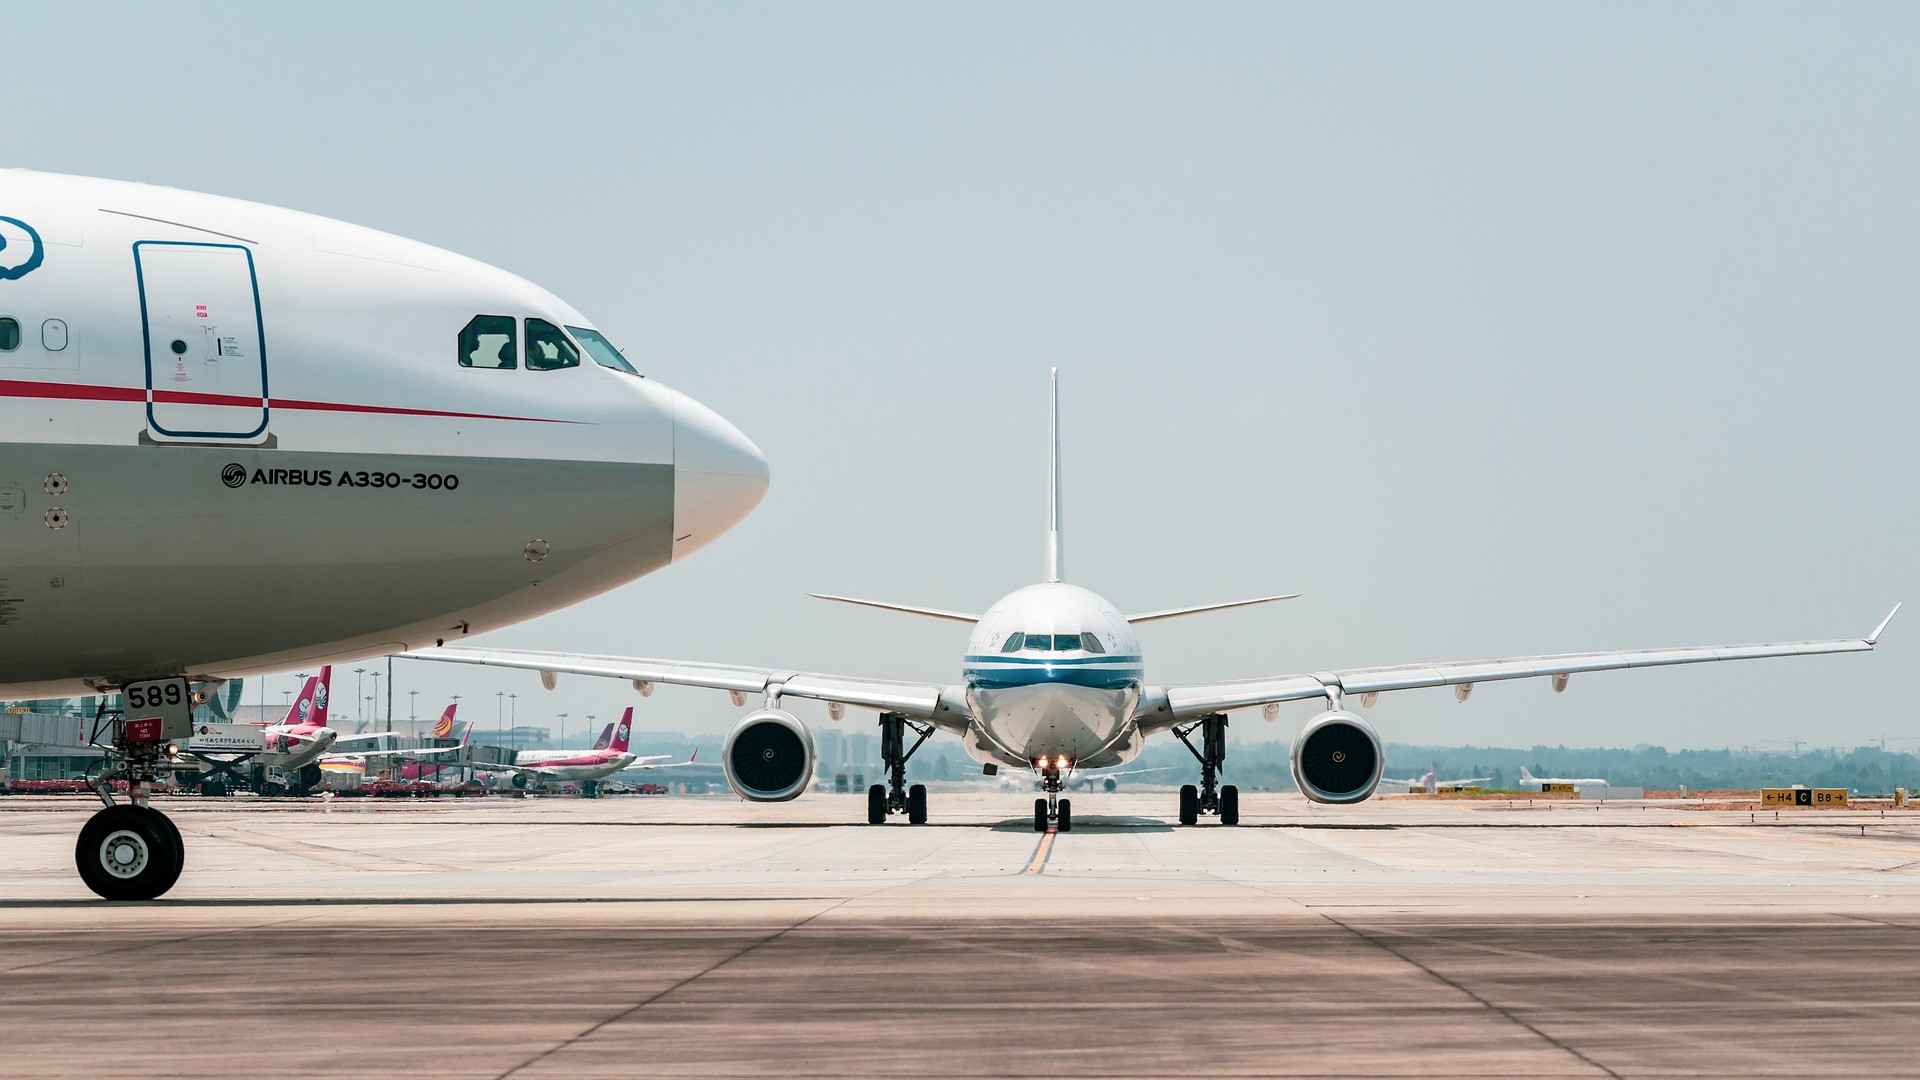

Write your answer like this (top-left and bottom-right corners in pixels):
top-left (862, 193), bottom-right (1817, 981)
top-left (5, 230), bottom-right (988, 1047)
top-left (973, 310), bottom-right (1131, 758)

top-left (867, 712), bottom-right (934, 824)
top-left (1173, 712), bottom-right (1239, 826)
top-left (79, 732), bottom-right (186, 900)
top-left (1032, 758), bottom-right (1073, 833)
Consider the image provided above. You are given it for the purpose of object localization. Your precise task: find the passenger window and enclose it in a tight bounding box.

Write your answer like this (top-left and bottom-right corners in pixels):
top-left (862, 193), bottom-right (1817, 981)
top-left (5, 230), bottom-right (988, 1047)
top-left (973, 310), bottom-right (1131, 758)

top-left (458, 315), bottom-right (516, 369)
top-left (1081, 633), bottom-right (1105, 654)
top-left (1000, 633), bottom-right (1025, 654)
top-left (525, 318), bottom-right (580, 371)
top-left (0, 318), bottom-right (17, 351)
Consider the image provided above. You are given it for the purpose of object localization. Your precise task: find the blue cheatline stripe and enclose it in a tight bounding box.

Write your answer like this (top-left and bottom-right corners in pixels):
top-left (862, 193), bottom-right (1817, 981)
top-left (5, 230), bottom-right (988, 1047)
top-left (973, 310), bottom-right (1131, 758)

top-left (962, 654), bottom-right (1143, 666)
top-left (964, 664), bottom-right (1144, 690)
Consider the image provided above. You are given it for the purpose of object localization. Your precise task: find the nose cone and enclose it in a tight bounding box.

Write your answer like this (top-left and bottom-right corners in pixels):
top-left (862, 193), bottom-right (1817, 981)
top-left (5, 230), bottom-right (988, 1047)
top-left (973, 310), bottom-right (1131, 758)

top-left (672, 390), bottom-right (769, 561)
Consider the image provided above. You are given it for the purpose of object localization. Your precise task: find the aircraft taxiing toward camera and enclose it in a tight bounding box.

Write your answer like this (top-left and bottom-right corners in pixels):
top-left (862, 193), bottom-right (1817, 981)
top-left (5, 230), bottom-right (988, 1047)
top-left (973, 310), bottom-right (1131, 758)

top-left (413, 371), bottom-right (1898, 834)
top-left (0, 169), bottom-right (767, 899)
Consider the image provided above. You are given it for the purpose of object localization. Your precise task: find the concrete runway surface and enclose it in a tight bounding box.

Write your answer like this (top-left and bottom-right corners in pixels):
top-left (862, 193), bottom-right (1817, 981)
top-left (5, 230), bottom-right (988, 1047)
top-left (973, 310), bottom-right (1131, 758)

top-left (3, 791), bottom-right (1919, 1077)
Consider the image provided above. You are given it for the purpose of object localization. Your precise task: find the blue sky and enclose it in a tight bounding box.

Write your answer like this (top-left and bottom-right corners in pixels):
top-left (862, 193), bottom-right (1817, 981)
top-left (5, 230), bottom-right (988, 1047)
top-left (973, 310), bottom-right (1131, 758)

top-left (12, 3), bottom-right (1915, 748)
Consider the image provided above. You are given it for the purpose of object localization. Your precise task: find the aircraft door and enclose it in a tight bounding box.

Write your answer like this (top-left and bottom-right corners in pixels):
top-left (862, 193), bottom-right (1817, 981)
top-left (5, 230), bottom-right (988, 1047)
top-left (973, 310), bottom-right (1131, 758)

top-left (136, 242), bottom-right (269, 441)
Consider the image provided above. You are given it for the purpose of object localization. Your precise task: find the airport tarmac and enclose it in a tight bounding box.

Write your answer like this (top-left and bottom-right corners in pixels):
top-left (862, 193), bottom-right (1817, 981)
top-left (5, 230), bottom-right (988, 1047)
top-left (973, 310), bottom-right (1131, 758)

top-left (4, 791), bottom-right (1919, 1077)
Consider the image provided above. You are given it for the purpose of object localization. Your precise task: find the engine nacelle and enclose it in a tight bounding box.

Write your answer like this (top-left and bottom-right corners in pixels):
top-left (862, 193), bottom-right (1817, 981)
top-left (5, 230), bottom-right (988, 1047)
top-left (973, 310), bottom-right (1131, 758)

top-left (1290, 710), bottom-right (1384, 804)
top-left (722, 708), bottom-right (815, 802)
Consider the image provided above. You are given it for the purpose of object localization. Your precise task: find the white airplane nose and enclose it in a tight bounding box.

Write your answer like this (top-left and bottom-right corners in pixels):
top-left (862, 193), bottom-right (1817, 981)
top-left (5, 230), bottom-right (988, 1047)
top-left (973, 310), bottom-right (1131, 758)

top-left (671, 390), bottom-right (769, 562)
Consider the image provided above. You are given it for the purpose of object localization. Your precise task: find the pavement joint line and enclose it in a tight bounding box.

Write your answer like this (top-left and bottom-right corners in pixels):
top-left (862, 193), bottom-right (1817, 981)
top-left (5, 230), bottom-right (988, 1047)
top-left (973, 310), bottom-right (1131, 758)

top-left (491, 896), bottom-right (855, 1080)
top-left (1315, 912), bottom-right (1624, 1079)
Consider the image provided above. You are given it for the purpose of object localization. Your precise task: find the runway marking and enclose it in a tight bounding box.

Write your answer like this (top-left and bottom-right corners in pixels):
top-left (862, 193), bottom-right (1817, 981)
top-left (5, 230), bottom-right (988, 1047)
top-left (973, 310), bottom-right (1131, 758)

top-left (493, 896), bottom-right (855, 1080)
top-left (1023, 829), bottom-right (1057, 875)
top-left (1317, 912), bottom-right (1624, 1079)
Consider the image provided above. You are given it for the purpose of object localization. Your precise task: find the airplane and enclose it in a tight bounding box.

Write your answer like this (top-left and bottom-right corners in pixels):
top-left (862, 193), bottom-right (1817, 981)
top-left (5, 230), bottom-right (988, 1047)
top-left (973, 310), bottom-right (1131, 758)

top-left (317, 702), bottom-right (473, 776)
top-left (408, 371), bottom-right (1898, 835)
top-left (1517, 766), bottom-right (1608, 790)
top-left (188, 666), bottom-right (432, 793)
top-left (0, 170), bottom-right (768, 899)
top-left (1026, 765), bottom-right (1175, 793)
top-left (475, 706), bottom-right (647, 795)
top-left (1381, 768), bottom-right (1495, 795)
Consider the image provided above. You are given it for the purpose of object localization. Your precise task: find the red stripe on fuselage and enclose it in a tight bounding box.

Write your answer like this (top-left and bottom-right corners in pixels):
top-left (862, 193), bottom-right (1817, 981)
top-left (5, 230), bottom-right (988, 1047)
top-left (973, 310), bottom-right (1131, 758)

top-left (0, 379), bottom-right (144, 403)
top-left (1, 379), bottom-right (579, 425)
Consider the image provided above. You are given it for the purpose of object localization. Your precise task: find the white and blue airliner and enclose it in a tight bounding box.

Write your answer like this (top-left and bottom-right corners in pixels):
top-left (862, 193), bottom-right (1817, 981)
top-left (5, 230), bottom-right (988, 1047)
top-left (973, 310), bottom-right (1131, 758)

top-left (413, 372), bottom-right (1896, 833)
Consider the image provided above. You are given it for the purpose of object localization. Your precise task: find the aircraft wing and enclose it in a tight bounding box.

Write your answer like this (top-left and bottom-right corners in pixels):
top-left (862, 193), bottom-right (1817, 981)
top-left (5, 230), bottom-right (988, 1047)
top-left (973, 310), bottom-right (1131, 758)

top-left (1146, 606), bottom-right (1898, 728)
top-left (402, 647), bottom-right (965, 731)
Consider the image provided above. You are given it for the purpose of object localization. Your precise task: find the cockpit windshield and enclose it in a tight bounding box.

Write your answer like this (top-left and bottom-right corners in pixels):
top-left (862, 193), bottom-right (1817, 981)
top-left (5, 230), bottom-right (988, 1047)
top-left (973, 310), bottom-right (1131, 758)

top-left (1016, 633), bottom-right (1094, 652)
top-left (567, 325), bottom-right (642, 377)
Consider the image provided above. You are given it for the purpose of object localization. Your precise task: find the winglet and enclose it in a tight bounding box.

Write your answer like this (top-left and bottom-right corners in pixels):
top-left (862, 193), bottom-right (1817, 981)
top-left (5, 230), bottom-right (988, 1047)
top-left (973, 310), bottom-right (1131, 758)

top-left (1868, 603), bottom-right (1901, 646)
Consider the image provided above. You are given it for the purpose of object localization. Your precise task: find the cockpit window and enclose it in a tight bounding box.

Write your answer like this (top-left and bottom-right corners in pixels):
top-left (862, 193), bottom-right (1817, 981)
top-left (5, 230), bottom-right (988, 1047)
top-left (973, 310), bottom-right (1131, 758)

top-left (1000, 632), bottom-right (1025, 654)
top-left (458, 315), bottom-right (516, 369)
top-left (568, 325), bottom-right (642, 377)
top-left (525, 318), bottom-right (581, 371)
top-left (1080, 633), bottom-right (1105, 654)
top-left (1024, 634), bottom-right (1053, 651)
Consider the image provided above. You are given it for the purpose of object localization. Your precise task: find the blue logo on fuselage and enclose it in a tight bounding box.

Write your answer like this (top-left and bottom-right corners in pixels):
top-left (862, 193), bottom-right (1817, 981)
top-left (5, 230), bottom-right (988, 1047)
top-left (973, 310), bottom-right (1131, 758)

top-left (0, 216), bottom-right (46, 281)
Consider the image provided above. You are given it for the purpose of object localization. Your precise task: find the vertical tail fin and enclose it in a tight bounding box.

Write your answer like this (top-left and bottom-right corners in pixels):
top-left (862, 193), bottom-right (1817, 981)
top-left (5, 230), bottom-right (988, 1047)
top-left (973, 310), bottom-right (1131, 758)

top-left (431, 702), bottom-right (458, 739)
top-left (313, 666), bottom-right (332, 728)
top-left (282, 666), bottom-right (331, 728)
top-left (591, 722), bottom-right (615, 751)
top-left (610, 707), bottom-right (633, 753)
top-left (1519, 767), bottom-right (1536, 786)
top-left (1045, 368), bottom-right (1063, 584)
top-left (459, 718), bottom-right (476, 746)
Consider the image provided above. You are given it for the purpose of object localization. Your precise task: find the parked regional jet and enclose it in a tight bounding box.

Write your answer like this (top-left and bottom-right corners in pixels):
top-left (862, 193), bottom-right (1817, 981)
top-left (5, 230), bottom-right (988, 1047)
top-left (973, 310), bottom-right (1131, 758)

top-left (0, 171), bottom-right (767, 899)
top-left (1518, 767), bottom-right (1608, 789)
top-left (477, 707), bottom-right (678, 795)
top-left (412, 374), bottom-right (1894, 834)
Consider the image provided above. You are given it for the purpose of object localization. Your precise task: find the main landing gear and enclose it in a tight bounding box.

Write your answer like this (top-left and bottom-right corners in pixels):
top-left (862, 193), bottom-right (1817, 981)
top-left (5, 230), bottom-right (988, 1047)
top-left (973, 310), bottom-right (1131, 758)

top-left (867, 712), bottom-right (933, 825)
top-left (78, 725), bottom-right (186, 900)
top-left (1033, 758), bottom-right (1072, 833)
top-left (1173, 712), bottom-right (1238, 827)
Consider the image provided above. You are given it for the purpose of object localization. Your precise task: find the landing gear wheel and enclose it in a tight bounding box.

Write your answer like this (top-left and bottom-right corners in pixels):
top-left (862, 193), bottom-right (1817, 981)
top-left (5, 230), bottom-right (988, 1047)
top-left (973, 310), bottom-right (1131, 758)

top-left (1057, 798), bottom-right (1072, 833)
top-left (907, 783), bottom-right (928, 825)
top-left (867, 784), bottom-right (887, 825)
top-left (1178, 784), bottom-right (1199, 826)
top-left (76, 805), bottom-right (183, 901)
top-left (1219, 785), bottom-right (1240, 826)
top-left (1034, 798), bottom-right (1048, 833)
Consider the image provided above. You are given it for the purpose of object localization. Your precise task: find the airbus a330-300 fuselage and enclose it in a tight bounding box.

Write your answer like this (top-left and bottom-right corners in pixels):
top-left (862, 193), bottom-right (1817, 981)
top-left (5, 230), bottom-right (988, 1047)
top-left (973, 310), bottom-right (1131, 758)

top-left (0, 170), bottom-right (767, 699)
top-left (0, 170), bottom-right (768, 899)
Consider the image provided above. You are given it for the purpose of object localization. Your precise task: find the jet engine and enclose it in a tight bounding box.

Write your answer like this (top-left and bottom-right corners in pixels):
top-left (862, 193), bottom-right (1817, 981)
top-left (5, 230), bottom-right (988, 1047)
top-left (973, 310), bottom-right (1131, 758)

top-left (1289, 710), bottom-right (1384, 804)
top-left (722, 708), bottom-right (815, 802)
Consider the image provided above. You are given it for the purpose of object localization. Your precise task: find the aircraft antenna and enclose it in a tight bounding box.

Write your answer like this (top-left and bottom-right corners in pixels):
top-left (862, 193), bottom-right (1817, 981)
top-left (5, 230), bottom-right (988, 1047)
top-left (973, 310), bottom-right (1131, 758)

top-left (1046, 368), bottom-right (1063, 583)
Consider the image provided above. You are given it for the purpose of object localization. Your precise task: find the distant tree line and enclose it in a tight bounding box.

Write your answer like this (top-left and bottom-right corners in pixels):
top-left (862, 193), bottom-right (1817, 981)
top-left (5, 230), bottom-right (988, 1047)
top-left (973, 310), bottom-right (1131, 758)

top-left (634, 732), bottom-right (1920, 795)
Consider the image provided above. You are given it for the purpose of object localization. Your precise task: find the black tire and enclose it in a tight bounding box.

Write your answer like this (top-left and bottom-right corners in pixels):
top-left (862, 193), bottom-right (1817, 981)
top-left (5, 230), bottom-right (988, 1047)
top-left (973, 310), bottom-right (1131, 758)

top-left (76, 805), bottom-right (183, 901)
top-left (1057, 799), bottom-right (1072, 833)
top-left (1179, 784), bottom-right (1199, 826)
top-left (867, 784), bottom-right (887, 825)
top-left (1034, 798), bottom-right (1048, 833)
top-left (1220, 785), bottom-right (1240, 826)
top-left (907, 783), bottom-right (928, 825)
top-left (581, 781), bottom-right (600, 799)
